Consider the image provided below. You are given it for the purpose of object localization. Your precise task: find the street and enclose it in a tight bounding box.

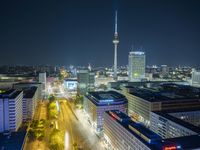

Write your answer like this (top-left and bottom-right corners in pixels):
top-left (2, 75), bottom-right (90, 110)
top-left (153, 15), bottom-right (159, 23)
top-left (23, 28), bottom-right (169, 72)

top-left (24, 82), bottom-right (105, 150)
top-left (58, 100), bottom-right (104, 150)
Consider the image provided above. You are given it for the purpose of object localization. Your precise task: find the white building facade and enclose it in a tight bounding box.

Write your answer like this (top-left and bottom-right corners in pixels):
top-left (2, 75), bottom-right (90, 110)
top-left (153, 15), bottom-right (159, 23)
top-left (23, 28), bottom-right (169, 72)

top-left (22, 87), bottom-right (38, 121)
top-left (0, 90), bottom-right (23, 132)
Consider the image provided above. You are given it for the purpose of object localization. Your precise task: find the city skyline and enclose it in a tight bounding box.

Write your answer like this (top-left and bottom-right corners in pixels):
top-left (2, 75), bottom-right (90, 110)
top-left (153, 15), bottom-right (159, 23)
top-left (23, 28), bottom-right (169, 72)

top-left (1, 0), bottom-right (200, 66)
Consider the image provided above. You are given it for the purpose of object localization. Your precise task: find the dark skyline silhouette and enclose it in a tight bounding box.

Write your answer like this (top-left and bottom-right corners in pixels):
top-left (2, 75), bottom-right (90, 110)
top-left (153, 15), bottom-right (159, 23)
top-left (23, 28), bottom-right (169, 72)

top-left (0, 0), bottom-right (200, 67)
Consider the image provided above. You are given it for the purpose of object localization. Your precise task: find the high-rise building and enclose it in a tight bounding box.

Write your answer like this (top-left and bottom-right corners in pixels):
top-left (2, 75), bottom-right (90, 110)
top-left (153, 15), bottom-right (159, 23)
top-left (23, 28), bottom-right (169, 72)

top-left (84, 91), bottom-right (127, 132)
top-left (39, 72), bottom-right (46, 94)
top-left (128, 51), bottom-right (145, 81)
top-left (161, 65), bottom-right (169, 77)
top-left (0, 89), bottom-right (23, 132)
top-left (77, 69), bottom-right (95, 95)
top-left (191, 69), bottom-right (200, 87)
top-left (113, 11), bottom-right (119, 81)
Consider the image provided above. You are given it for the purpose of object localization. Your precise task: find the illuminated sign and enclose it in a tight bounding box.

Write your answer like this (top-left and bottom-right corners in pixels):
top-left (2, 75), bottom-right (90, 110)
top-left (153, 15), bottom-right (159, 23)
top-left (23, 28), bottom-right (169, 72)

top-left (99, 99), bottom-right (114, 103)
top-left (130, 51), bottom-right (145, 55)
top-left (163, 146), bottom-right (177, 150)
top-left (109, 111), bottom-right (123, 122)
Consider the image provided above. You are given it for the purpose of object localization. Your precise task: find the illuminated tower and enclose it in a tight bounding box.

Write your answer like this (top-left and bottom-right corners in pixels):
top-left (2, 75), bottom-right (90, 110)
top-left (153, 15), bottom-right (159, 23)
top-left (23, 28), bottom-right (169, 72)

top-left (113, 11), bottom-right (119, 81)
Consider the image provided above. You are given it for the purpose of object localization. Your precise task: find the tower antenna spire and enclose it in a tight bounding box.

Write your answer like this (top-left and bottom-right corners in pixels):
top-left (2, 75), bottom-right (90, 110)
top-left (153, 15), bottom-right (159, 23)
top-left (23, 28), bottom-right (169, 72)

top-left (113, 10), bottom-right (119, 81)
top-left (115, 10), bottom-right (118, 35)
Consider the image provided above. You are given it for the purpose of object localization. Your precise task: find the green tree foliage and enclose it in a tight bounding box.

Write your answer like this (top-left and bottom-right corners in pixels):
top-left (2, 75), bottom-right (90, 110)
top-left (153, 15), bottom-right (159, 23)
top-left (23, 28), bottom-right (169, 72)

top-left (48, 101), bottom-right (59, 119)
top-left (28, 119), bottom-right (46, 141)
top-left (27, 129), bottom-right (35, 140)
top-left (49, 129), bottom-right (64, 150)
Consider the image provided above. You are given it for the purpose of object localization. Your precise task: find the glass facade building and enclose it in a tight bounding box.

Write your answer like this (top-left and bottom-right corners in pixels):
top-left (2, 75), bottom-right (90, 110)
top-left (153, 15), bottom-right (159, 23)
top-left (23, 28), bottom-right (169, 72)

top-left (129, 51), bottom-right (145, 81)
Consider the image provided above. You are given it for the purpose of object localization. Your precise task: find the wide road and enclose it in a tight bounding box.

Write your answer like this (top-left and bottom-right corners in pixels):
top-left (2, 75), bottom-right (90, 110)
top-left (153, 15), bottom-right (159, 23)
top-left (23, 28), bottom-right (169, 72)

top-left (59, 101), bottom-right (104, 150)
top-left (24, 101), bottom-right (48, 150)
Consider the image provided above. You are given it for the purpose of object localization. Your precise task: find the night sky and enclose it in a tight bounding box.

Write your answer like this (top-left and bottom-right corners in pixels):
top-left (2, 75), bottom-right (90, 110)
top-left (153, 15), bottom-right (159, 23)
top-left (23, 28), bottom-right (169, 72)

top-left (1, 0), bottom-right (200, 67)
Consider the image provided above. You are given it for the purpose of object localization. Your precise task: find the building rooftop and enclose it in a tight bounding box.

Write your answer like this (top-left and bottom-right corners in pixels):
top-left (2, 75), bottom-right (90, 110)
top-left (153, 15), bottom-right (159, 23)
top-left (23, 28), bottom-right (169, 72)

top-left (105, 110), bottom-right (181, 150)
top-left (0, 89), bottom-right (15, 95)
top-left (125, 83), bottom-right (200, 102)
top-left (86, 91), bottom-right (128, 106)
top-left (23, 86), bottom-right (38, 98)
top-left (10, 91), bottom-right (22, 99)
top-left (153, 111), bottom-right (200, 134)
top-left (64, 78), bottom-right (77, 82)
top-left (165, 135), bottom-right (200, 149)
top-left (0, 89), bottom-right (22, 99)
top-left (156, 107), bottom-right (200, 114)
top-left (13, 82), bottom-right (42, 85)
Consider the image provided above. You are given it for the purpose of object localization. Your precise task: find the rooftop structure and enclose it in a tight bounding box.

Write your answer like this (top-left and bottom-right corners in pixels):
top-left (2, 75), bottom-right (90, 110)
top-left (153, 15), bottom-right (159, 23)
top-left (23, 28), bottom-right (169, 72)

top-left (23, 86), bottom-right (38, 99)
top-left (85, 90), bottom-right (127, 106)
top-left (124, 83), bottom-right (200, 102)
top-left (0, 89), bottom-right (22, 99)
top-left (13, 82), bottom-right (42, 99)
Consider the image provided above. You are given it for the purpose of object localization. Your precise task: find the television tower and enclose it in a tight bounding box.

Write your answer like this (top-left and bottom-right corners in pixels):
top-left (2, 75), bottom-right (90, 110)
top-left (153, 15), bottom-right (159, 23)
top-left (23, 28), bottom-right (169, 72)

top-left (113, 11), bottom-right (119, 81)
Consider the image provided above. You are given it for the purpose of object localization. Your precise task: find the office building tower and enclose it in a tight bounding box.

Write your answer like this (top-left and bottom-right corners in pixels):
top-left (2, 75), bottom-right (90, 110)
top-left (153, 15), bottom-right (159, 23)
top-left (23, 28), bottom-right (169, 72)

top-left (113, 11), bottom-right (119, 81)
top-left (191, 69), bottom-right (200, 86)
top-left (103, 110), bottom-right (182, 150)
top-left (129, 51), bottom-right (145, 81)
top-left (77, 69), bottom-right (95, 95)
top-left (39, 72), bottom-right (46, 92)
top-left (0, 89), bottom-right (23, 132)
top-left (84, 91), bottom-right (127, 132)
top-left (161, 65), bottom-right (169, 77)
